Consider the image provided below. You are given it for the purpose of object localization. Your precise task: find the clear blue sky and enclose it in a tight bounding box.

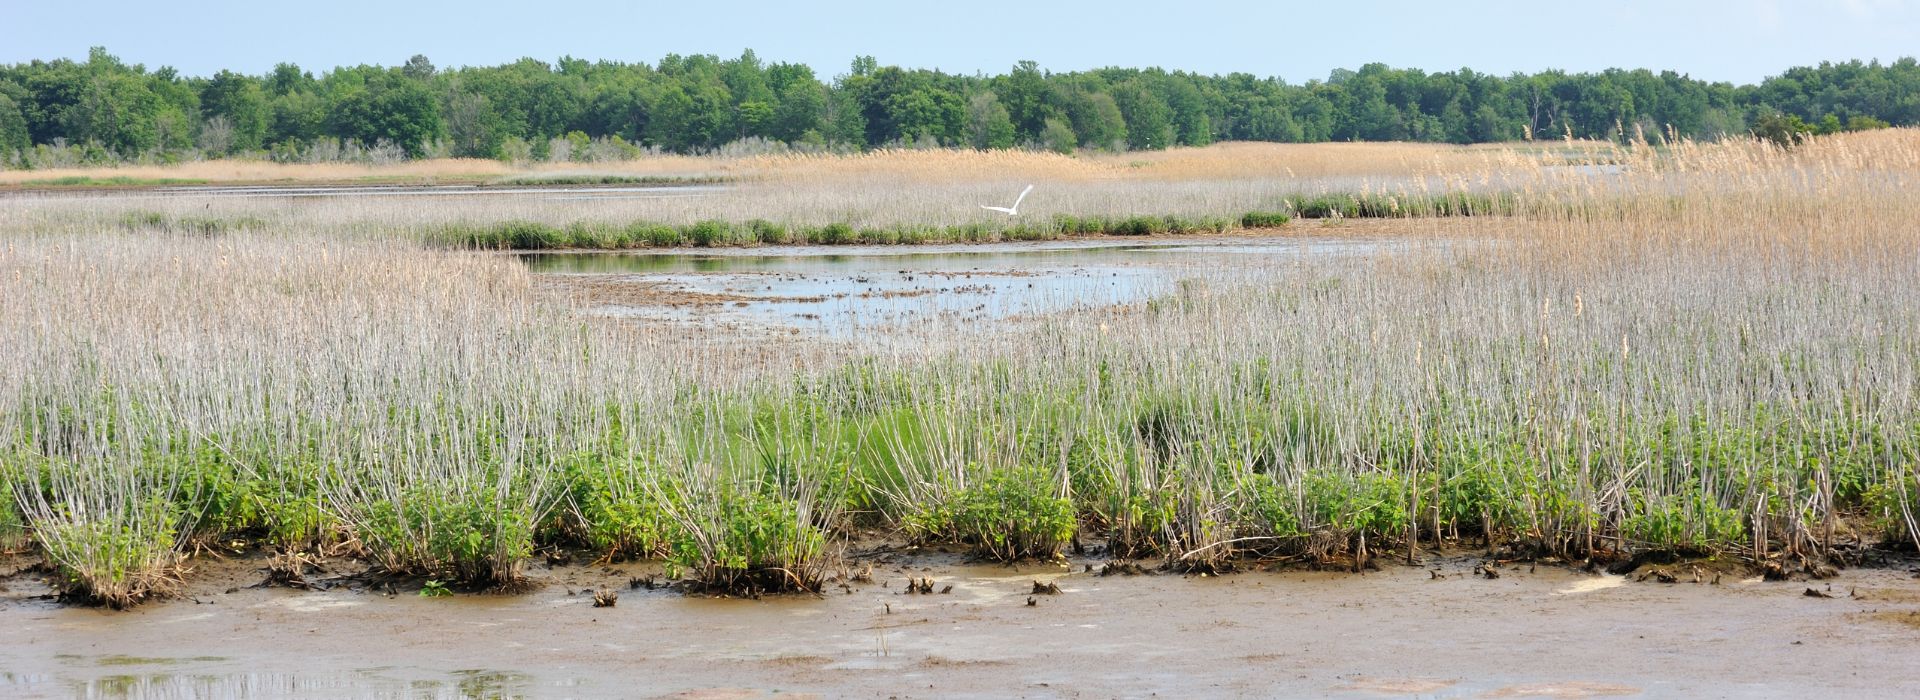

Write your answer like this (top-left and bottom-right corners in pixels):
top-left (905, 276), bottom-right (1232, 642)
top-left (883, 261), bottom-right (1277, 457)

top-left (4, 0), bottom-right (1917, 84)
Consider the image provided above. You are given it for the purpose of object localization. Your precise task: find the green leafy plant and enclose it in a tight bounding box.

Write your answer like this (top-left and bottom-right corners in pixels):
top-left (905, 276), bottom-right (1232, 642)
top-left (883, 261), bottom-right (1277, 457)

top-left (906, 465), bottom-right (1075, 562)
top-left (664, 488), bottom-right (830, 593)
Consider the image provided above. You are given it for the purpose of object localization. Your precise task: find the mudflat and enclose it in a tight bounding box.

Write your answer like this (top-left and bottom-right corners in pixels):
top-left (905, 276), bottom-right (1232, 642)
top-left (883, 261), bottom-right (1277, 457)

top-left (4, 551), bottom-right (1917, 698)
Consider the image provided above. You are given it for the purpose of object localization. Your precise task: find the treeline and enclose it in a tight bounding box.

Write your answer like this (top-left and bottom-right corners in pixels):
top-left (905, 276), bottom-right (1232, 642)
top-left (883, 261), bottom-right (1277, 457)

top-left (1, 47), bottom-right (1916, 166)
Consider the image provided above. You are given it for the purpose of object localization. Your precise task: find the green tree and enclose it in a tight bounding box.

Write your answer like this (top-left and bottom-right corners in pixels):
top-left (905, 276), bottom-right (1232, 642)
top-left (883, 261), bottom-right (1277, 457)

top-left (997, 60), bottom-right (1052, 140)
top-left (1064, 89), bottom-right (1127, 151)
top-left (268, 90), bottom-right (325, 146)
top-left (1040, 117), bottom-right (1076, 154)
top-left (443, 88), bottom-right (500, 158)
top-left (199, 70), bottom-right (268, 152)
top-left (1750, 112), bottom-right (1811, 148)
top-left (822, 84), bottom-right (866, 148)
top-left (769, 78), bottom-right (824, 143)
top-left (402, 54), bottom-right (435, 80)
top-left (966, 91), bottom-right (1016, 149)
top-left (267, 63), bottom-right (315, 96)
top-left (1164, 79), bottom-right (1213, 146)
top-left (0, 93), bottom-right (29, 155)
top-left (325, 69), bottom-right (442, 156)
top-left (886, 86), bottom-right (965, 144)
top-left (1111, 80), bottom-right (1173, 150)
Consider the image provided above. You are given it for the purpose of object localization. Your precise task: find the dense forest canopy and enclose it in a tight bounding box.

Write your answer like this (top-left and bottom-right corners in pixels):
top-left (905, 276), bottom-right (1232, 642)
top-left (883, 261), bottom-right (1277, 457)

top-left (1, 47), bottom-right (1915, 165)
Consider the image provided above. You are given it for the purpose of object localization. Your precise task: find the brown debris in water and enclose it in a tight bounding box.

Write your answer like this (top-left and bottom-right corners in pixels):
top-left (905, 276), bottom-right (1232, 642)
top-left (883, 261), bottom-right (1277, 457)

top-left (593, 589), bottom-right (618, 607)
top-left (1031, 580), bottom-right (1061, 595)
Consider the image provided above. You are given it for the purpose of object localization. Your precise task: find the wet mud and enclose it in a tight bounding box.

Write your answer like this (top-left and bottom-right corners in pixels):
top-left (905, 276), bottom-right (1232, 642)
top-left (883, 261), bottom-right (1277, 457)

top-left (4, 551), bottom-right (1918, 698)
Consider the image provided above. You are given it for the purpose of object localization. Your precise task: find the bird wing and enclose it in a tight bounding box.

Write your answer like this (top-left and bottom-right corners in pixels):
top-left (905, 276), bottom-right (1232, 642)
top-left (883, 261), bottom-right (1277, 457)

top-left (981, 205), bottom-right (1015, 214)
top-left (1010, 184), bottom-right (1034, 210)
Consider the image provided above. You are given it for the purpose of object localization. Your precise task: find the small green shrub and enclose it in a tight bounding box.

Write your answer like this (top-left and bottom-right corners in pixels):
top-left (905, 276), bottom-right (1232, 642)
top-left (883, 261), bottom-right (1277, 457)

top-left (665, 489), bottom-right (830, 593)
top-left (1109, 215), bottom-right (1163, 236)
top-left (1305, 470), bottom-right (1411, 539)
top-left (358, 486), bottom-right (537, 586)
top-left (1292, 195), bottom-right (1360, 219)
top-left (1104, 489), bottom-right (1178, 557)
top-left (118, 211), bottom-right (264, 237)
top-left (178, 450), bottom-right (331, 549)
top-left (479, 220), bottom-right (564, 249)
top-left (747, 219), bottom-right (788, 244)
top-left (33, 497), bottom-right (181, 609)
top-left (684, 220), bottom-right (734, 247)
top-left (629, 222), bottom-right (682, 247)
top-left (805, 223), bottom-right (854, 245)
top-left (907, 466), bottom-right (1075, 561)
top-left (574, 465), bottom-right (677, 559)
top-left (1240, 211), bottom-right (1292, 228)
top-left (0, 492), bottom-right (27, 553)
top-left (1622, 491), bottom-right (1747, 553)
top-left (1862, 479), bottom-right (1918, 546)
top-left (1242, 474), bottom-right (1303, 540)
top-left (566, 221), bottom-right (618, 248)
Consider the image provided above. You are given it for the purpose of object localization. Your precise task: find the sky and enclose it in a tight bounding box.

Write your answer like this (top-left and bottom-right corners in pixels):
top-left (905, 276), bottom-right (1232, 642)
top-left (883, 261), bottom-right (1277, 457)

top-left (4, 0), bottom-right (1918, 84)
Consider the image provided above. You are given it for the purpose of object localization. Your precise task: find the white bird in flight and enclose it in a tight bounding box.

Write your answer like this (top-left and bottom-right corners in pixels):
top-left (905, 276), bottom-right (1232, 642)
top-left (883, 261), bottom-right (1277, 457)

top-left (980, 184), bottom-right (1034, 215)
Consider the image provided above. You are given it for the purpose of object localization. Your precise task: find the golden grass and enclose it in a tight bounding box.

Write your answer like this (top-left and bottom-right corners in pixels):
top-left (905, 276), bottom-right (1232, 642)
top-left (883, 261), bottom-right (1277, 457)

top-left (0, 158), bottom-right (515, 186)
top-left (0, 140), bottom-right (1550, 188)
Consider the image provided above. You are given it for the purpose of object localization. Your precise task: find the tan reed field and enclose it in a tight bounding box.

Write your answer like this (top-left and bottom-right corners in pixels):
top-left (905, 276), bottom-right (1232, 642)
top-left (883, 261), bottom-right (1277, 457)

top-left (2, 131), bottom-right (1917, 605)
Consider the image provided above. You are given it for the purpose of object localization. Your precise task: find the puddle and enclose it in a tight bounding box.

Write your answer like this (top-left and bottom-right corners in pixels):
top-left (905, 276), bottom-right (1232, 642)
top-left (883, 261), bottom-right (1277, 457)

top-left (526, 236), bottom-right (1394, 335)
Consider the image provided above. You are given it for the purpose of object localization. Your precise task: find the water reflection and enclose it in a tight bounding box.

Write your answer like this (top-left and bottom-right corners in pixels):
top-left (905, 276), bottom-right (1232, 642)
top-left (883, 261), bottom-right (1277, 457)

top-left (525, 237), bottom-right (1391, 335)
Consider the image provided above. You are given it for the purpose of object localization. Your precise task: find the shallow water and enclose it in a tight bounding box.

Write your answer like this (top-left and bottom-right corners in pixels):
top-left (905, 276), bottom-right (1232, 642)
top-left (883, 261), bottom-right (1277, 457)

top-left (3, 553), bottom-right (1917, 698)
top-left (525, 236), bottom-right (1395, 335)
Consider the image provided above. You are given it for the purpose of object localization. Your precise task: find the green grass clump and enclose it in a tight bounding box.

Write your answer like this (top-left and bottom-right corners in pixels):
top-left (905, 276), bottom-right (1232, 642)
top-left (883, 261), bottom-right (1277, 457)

top-left (435, 220), bottom-right (566, 249)
top-left (1241, 474), bottom-right (1304, 541)
top-left (628, 222), bottom-right (682, 247)
top-left (0, 491), bottom-right (27, 554)
top-left (490, 174), bottom-right (729, 187)
top-left (354, 485), bottom-right (539, 587)
top-left (1240, 211), bottom-right (1292, 228)
top-left (180, 450), bottom-right (333, 550)
top-left (747, 219), bottom-right (789, 244)
top-left (1622, 490), bottom-right (1748, 554)
top-left (31, 498), bottom-right (182, 609)
top-left (1862, 479), bottom-right (1920, 548)
top-left (118, 211), bottom-right (265, 236)
top-left (1288, 192), bottom-right (1517, 219)
top-left (1303, 471), bottom-right (1412, 556)
top-left (664, 487), bottom-right (832, 594)
top-left (429, 210), bottom-right (1289, 251)
top-left (572, 463), bottom-right (677, 560)
top-left (801, 223), bottom-right (855, 245)
top-left (684, 220), bottom-right (738, 247)
top-left (907, 466), bottom-right (1075, 562)
top-left (22, 176), bottom-right (208, 187)
top-left (565, 221), bottom-right (622, 248)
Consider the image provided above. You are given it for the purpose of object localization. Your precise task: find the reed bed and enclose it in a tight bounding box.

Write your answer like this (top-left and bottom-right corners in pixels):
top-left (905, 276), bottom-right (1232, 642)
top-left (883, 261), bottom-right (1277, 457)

top-left (2, 131), bottom-right (1918, 605)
